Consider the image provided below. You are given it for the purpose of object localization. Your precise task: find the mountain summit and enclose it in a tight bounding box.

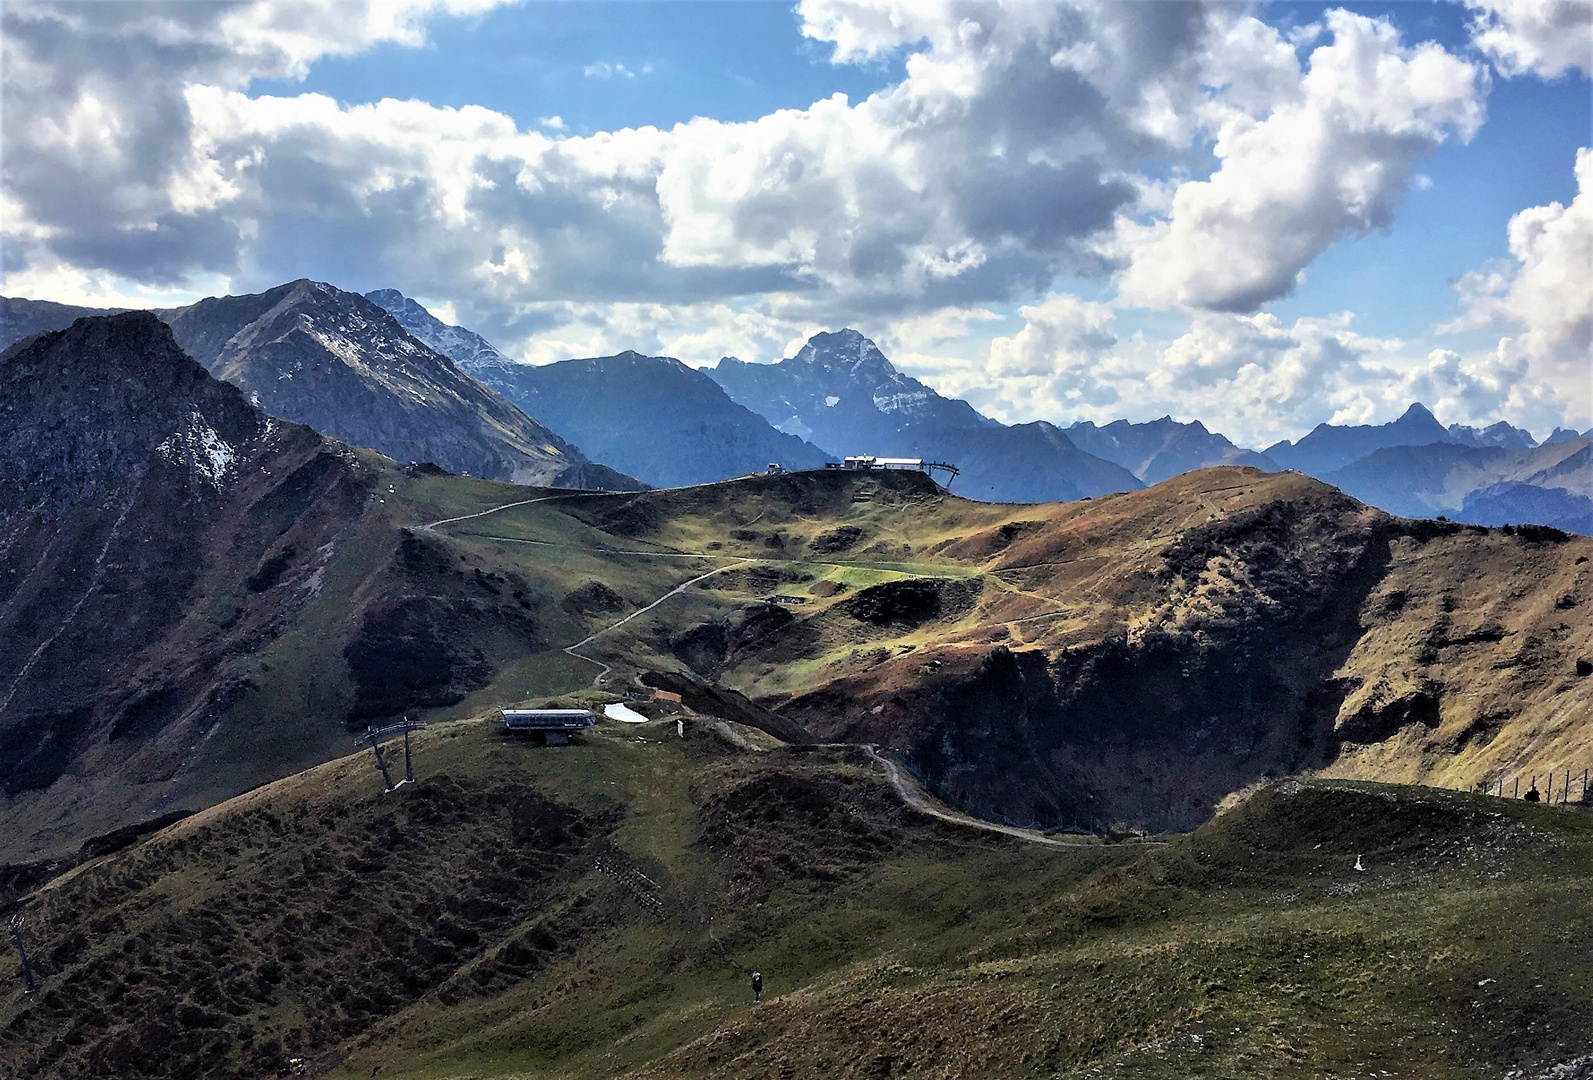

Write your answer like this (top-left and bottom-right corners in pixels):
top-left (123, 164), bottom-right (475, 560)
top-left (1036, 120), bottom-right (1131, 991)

top-left (162, 280), bottom-right (638, 489)
top-left (710, 330), bottom-right (1140, 502)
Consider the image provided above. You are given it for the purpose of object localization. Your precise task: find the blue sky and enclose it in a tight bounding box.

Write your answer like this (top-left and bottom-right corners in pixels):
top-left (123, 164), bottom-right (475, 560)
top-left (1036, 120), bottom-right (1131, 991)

top-left (3, 0), bottom-right (1589, 444)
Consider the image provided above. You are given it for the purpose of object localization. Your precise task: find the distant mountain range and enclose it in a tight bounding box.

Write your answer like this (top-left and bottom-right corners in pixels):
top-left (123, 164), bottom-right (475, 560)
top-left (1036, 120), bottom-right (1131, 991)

top-left (2, 286), bottom-right (644, 491)
top-left (1062, 417), bottom-right (1277, 484)
top-left (709, 329), bottom-right (1142, 502)
top-left (368, 291), bottom-right (832, 488)
top-left (5, 286), bottom-right (1588, 532)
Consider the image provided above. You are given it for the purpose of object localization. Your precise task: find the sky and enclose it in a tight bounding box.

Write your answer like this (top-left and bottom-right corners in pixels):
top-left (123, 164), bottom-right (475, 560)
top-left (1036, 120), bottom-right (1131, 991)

top-left (2, 0), bottom-right (1589, 448)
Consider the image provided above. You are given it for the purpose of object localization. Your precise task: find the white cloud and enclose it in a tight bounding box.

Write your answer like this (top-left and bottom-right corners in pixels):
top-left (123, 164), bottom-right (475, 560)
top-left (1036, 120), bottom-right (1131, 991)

top-left (940, 293), bottom-right (1580, 447)
top-left (1114, 10), bottom-right (1487, 313)
top-left (3, 0), bottom-right (1578, 443)
top-left (1467, 0), bottom-right (1593, 78)
top-left (1444, 147), bottom-right (1593, 428)
top-left (583, 61), bottom-right (635, 79)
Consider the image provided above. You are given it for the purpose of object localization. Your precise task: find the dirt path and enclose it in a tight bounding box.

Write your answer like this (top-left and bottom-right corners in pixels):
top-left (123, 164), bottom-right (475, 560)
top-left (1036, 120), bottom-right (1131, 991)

top-left (423, 492), bottom-right (598, 531)
top-left (858, 745), bottom-right (1163, 851)
top-left (562, 559), bottom-right (752, 686)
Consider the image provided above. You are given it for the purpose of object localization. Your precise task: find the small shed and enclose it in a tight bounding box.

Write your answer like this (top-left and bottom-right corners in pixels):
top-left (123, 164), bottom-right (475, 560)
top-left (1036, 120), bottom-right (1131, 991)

top-left (498, 708), bottom-right (599, 745)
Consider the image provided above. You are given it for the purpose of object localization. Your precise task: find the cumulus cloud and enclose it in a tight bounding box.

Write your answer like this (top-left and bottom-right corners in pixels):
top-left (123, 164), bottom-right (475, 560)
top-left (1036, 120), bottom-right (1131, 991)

top-left (1467, 0), bottom-right (1593, 78)
top-left (1114, 10), bottom-right (1487, 312)
top-left (0, 0), bottom-right (515, 291)
top-left (1443, 147), bottom-right (1593, 428)
top-left (3, 0), bottom-right (1490, 330)
top-left (3, 0), bottom-right (1575, 441)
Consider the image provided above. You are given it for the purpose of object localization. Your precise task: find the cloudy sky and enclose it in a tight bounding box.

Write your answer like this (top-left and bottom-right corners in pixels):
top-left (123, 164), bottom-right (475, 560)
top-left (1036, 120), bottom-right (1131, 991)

top-left (3, 0), bottom-right (1589, 446)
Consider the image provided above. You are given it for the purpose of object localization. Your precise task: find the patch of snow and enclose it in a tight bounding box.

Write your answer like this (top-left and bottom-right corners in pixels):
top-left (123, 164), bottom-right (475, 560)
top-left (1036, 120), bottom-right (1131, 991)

top-left (873, 390), bottom-right (929, 414)
top-left (155, 410), bottom-right (236, 489)
top-left (604, 703), bottom-right (649, 724)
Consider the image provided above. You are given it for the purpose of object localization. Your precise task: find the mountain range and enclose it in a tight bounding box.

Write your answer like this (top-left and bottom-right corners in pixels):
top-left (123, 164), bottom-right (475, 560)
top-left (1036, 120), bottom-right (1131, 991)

top-left (2, 286), bottom-right (643, 491)
top-left (708, 330), bottom-right (1143, 502)
top-left (369, 290), bottom-right (834, 488)
top-left (6, 309), bottom-right (1590, 861)
top-left (4, 284), bottom-right (1588, 534)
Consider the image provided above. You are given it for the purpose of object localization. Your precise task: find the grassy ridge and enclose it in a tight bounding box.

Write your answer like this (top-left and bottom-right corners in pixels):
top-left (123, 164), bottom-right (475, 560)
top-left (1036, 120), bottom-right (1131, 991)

top-left (3, 716), bottom-right (1588, 1079)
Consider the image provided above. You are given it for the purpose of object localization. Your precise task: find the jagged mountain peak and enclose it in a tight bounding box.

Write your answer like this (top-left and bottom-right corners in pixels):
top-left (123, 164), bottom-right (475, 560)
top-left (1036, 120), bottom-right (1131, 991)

top-left (793, 328), bottom-right (897, 379)
top-left (364, 288), bottom-right (516, 375)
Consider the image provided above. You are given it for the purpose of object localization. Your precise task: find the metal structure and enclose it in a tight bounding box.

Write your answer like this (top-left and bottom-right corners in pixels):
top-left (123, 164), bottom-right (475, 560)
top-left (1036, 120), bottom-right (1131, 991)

top-left (826, 455), bottom-right (960, 486)
top-left (497, 708), bottom-right (599, 745)
top-left (9, 915), bottom-right (38, 994)
top-left (354, 717), bottom-right (428, 792)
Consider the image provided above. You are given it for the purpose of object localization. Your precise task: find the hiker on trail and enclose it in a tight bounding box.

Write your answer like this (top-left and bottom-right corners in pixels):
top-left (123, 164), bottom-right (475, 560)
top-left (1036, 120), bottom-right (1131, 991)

top-left (1524, 784), bottom-right (1541, 803)
top-left (751, 970), bottom-right (762, 1004)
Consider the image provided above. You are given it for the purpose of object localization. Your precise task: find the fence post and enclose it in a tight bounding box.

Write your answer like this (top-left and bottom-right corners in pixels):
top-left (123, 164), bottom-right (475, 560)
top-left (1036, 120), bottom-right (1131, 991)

top-left (1548, 773), bottom-right (1554, 804)
top-left (1514, 777), bottom-right (1520, 798)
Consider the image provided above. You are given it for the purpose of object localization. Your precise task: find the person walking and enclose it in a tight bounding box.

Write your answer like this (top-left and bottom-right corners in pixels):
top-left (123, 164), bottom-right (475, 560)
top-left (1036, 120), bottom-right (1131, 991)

top-left (751, 969), bottom-right (763, 1004)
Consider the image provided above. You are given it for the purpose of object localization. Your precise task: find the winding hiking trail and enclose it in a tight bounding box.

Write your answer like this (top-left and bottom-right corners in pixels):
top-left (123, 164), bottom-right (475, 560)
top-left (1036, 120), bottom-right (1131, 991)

top-left (561, 560), bottom-right (750, 686)
top-left (427, 492), bottom-right (752, 686)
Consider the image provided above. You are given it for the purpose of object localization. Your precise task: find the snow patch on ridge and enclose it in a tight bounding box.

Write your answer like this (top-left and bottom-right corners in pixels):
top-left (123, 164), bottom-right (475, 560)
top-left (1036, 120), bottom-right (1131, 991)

top-left (156, 410), bottom-right (236, 488)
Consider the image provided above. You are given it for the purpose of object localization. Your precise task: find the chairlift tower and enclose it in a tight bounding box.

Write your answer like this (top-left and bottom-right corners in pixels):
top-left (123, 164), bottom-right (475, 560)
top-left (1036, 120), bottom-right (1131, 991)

top-left (354, 717), bottom-right (428, 792)
top-left (8, 914), bottom-right (38, 994)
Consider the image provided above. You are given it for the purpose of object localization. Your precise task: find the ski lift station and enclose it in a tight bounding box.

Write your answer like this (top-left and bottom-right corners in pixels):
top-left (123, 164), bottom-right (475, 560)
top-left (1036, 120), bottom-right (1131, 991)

top-left (497, 708), bottom-right (599, 745)
top-left (826, 455), bottom-right (960, 485)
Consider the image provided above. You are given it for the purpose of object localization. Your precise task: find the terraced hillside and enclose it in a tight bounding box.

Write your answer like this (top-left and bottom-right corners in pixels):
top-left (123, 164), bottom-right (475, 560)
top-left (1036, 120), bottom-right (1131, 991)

top-left (1, 719), bottom-right (1589, 1079)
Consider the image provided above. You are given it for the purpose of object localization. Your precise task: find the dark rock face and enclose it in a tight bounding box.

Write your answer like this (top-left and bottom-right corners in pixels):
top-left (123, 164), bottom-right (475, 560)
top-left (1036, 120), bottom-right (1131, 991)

top-left (672, 603), bottom-right (796, 676)
top-left (841, 578), bottom-right (980, 627)
top-left (0, 314), bottom-right (375, 815)
top-left (162, 280), bottom-right (640, 489)
top-left (709, 329), bottom-right (1140, 503)
top-left (344, 595), bottom-right (539, 721)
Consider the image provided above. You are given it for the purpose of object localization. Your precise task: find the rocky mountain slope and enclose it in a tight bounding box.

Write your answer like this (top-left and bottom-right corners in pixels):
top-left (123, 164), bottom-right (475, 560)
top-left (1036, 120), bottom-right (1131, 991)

top-left (365, 287), bottom-right (512, 374)
top-left (0, 314), bottom-right (376, 853)
top-left (709, 329), bottom-right (1141, 502)
top-left (1064, 416), bottom-right (1277, 483)
top-left (363, 292), bottom-right (834, 486)
top-left (2, 285), bottom-right (642, 490)
top-left (0, 297), bottom-right (127, 348)
top-left (162, 281), bottom-right (640, 489)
